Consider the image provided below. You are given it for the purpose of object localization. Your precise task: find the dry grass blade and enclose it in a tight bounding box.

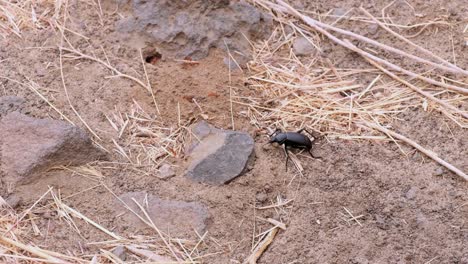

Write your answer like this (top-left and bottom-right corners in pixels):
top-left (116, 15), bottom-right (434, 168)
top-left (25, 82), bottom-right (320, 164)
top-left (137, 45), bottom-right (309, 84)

top-left (274, 0), bottom-right (468, 76)
top-left (0, 0), bottom-right (38, 38)
top-left (58, 165), bottom-right (105, 182)
top-left (0, 76), bottom-right (76, 125)
top-left (0, 188), bottom-right (87, 263)
top-left (359, 53), bottom-right (468, 120)
top-left (139, 49), bottom-right (160, 114)
top-left (61, 46), bottom-right (152, 94)
top-left (130, 198), bottom-right (181, 261)
top-left (243, 0), bottom-right (467, 140)
top-left (364, 121), bottom-right (468, 181)
top-left (241, 25), bottom-right (421, 136)
top-left (125, 245), bottom-right (174, 262)
top-left (52, 190), bottom-right (123, 240)
top-left (106, 101), bottom-right (189, 172)
top-left (280, 2), bottom-right (468, 95)
top-left (59, 35), bottom-right (102, 141)
top-left (0, 236), bottom-right (67, 263)
top-left (101, 185), bottom-right (203, 263)
top-left (359, 7), bottom-right (461, 71)
top-left (244, 226), bottom-right (281, 264)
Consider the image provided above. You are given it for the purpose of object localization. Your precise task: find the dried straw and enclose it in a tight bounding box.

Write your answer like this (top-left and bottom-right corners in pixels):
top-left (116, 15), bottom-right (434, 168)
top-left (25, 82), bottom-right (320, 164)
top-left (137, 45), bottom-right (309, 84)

top-left (243, 0), bottom-right (467, 178)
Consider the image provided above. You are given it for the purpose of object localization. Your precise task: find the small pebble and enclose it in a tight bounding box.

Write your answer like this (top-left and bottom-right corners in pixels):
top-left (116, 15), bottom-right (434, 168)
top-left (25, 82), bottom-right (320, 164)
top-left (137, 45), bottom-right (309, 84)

top-left (405, 187), bottom-right (418, 200)
top-left (43, 211), bottom-right (53, 219)
top-left (332, 8), bottom-right (347, 17)
top-left (375, 214), bottom-right (390, 230)
top-left (256, 192), bottom-right (268, 203)
top-left (223, 56), bottom-right (239, 70)
top-left (6, 195), bottom-right (22, 209)
top-left (434, 167), bottom-right (444, 176)
top-left (262, 143), bottom-right (273, 151)
top-left (368, 23), bottom-right (379, 35)
top-left (111, 245), bottom-right (127, 261)
top-left (292, 37), bottom-right (316, 56)
top-left (416, 212), bottom-right (429, 228)
top-left (158, 164), bottom-right (175, 179)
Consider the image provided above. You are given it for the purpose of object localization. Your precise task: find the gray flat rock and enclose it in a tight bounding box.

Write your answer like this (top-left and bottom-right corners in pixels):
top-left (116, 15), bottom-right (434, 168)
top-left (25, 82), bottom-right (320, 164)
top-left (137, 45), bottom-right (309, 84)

top-left (115, 192), bottom-right (210, 237)
top-left (185, 121), bottom-right (254, 185)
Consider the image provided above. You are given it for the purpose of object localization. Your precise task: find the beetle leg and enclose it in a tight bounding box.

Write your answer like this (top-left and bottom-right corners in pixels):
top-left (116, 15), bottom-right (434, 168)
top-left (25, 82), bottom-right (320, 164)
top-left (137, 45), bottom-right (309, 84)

top-left (299, 128), bottom-right (316, 140)
top-left (283, 145), bottom-right (290, 172)
top-left (308, 149), bottom-right (322, 160)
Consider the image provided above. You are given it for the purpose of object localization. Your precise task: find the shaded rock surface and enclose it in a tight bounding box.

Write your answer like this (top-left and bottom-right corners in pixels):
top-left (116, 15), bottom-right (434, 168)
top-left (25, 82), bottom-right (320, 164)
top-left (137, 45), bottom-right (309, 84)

top-left (185, 121), bottom-right (254, 185)
top-left (0, 112), bottom-right (105, 184)
top-left (117, 0), bottom-right (271, 60)
top-left (116, 192), bottom-right (210, 237)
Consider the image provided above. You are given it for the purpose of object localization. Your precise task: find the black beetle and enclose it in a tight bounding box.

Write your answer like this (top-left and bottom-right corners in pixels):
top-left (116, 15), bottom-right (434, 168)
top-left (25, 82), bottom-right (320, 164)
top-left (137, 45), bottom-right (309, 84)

top-left (268, 128), bottom-right (321, 171)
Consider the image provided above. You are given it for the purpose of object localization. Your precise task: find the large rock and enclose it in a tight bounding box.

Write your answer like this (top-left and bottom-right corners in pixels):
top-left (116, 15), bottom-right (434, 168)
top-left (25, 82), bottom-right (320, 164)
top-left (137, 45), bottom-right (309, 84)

top-left (185, 121), bottom-right (254, 185)
top-left (0, 96), bottom-right (25, 118)
top-left (117, 0), bottom-right (271, 60)
top-left (116, 192), bottom-right (210, 237)
top-left (0, 112), bottom-right (105, 184)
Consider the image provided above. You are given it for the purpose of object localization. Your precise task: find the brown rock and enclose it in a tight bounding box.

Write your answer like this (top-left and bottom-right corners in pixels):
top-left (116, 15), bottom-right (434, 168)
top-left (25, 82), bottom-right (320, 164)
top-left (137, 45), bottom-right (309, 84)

top-left (115, 192), bottom-right (210, 237)
top-left (0, 112), bottom-right (105, 184)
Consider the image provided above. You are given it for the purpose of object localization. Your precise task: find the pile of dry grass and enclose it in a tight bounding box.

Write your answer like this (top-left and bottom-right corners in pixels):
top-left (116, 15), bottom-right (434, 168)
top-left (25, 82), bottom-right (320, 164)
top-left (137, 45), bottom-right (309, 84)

top-left (243, 0), bottom-right (467, 135)
top-left (0, 0), bottom-right (106, 39)
top-left (241, 0), bottom-right (467, 179)
top-left (1, 0), bottom-right (191, 174)
top-left (106, 100), bottom-right (191, 173)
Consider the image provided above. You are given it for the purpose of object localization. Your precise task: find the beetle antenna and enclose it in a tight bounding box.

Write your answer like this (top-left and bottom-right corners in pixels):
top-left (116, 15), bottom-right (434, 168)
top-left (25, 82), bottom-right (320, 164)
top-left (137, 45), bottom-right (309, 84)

top-left (269, 128), bottom-right (281, 137)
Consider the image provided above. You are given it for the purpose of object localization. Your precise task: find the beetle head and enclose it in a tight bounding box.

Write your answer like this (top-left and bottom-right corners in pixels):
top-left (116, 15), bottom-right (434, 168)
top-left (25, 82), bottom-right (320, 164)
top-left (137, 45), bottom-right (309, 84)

top-left (269, 132), bottom-right (286, 144)
top-left (269, 128), bottom-right (282, 137)
top-left (268, 128), bottom-right (281, 143)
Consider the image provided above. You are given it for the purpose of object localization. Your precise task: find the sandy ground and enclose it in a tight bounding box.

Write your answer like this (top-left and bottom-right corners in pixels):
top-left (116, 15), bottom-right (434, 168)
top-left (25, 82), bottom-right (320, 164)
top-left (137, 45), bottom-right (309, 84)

top-left (0, 0), bottom-right (467, 263)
